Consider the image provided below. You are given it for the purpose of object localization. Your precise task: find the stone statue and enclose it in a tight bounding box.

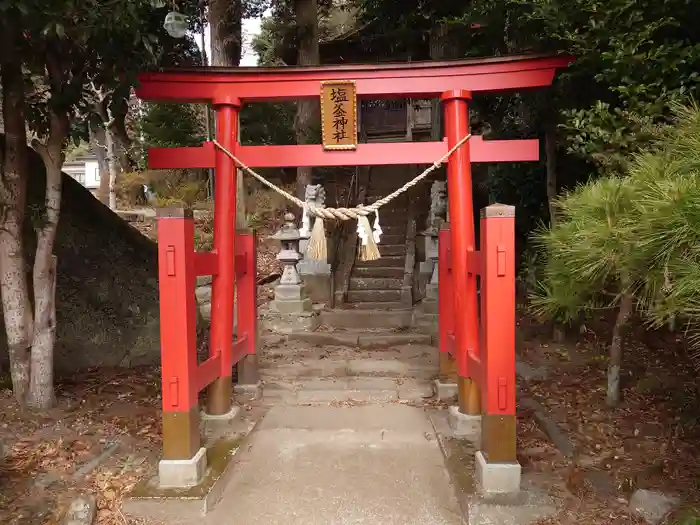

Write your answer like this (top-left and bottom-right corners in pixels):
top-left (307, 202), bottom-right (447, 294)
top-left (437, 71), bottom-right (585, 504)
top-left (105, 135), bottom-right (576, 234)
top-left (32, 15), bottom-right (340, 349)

top-left (426, 181), bottom-right (447, 233)
top-left (420, 181), bottom-right (447, 298)
top-left (300, 184), bottom-right (327, 237)
top-left (299, 184), bottom-right (331, 277)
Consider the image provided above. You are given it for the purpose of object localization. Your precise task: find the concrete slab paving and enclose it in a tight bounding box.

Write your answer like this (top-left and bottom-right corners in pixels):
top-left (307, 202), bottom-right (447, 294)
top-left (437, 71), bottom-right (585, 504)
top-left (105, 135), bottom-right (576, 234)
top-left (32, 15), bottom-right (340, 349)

top-left (202, 405), bottom-right (465, 525)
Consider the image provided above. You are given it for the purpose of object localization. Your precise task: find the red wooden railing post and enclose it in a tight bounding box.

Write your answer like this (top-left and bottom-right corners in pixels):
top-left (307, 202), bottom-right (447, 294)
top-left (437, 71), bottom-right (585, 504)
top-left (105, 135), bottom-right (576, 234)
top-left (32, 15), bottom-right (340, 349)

top-left (235, 230), bottom-right (260, 386)
top-left (441, 89), bottom-right (480, 415)
top-left (207, 98), bottom-right (241, 416)
top-left (438, 224), bottom-right (457, 382)
top-left (156, 208), bottom-right (205, 483)
top-left (478, 203), bottom-right (519, 490)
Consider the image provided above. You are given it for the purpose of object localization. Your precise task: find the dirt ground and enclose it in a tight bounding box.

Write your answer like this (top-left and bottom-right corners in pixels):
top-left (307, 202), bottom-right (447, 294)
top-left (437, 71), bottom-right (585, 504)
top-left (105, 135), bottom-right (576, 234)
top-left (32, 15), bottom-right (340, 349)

top-left (0, 367), bottom-right (162, 525)
top-left (1, 306), bottom-right (699, 524)
top-left (516, 313), bottom-right (700, 525)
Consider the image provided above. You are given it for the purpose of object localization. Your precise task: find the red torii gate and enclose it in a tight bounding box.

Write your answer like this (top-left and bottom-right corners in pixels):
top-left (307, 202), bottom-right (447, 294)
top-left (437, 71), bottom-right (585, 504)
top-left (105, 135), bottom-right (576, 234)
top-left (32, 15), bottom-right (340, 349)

top-left (135, 54), bottom-right (571, 489)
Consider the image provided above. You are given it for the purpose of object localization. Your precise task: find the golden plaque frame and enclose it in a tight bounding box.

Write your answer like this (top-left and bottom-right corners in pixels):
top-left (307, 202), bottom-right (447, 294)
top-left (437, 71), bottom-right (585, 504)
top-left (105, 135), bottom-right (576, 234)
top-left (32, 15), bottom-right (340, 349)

top-left (320, 80), bottom-right (358, 151)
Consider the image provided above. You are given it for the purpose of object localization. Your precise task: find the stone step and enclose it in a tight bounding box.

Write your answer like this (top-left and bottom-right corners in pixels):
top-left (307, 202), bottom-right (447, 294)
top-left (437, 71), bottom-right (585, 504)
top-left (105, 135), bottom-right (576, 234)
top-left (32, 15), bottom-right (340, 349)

top-left (378, 244), bottom-right (406, 256)
top-left (319, 309), bottom-right (413, 329)
top-left (347, 289), bottom-right (402, 303)
top-left (282, 330), bottom-right (432, 348)
top-left (378, 234), bottom-right (405, 244)
top-left (261, 377), bottom-right (435, 405)
top-left (261, 357), bottom-right (437, 380)
top-left (262, 345), bottom-right (436, 363)
top-left (352, 266), bottom-right (405, 279)
top-left (355, 255), bottom-right (404, 268)
top-left (365, 195), bottom-right (410, 202)
top-left (349, 277), bottom-right (402, 291)
top-left (338, 301), bottom-right (408, 310)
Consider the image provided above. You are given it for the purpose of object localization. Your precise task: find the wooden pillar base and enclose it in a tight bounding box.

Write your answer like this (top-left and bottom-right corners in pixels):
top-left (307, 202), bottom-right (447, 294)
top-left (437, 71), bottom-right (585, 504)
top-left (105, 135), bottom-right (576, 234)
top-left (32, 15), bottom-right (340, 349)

top-left (206, 375), bottom-right (233, 416)
top-left (481, 414), bottom-right (517, 463)
top-left (458, 377), bottom-right (481, 416)
top-left (467, 378), bottom-right (481, 415)
top-left (162, 407), bottom-right (201, 460)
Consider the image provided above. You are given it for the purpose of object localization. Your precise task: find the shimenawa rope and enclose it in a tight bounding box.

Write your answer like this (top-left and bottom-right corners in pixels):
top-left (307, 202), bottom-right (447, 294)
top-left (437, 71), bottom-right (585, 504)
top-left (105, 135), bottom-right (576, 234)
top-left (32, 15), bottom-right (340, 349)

top-left (212, 134), bottom-right (471, 261)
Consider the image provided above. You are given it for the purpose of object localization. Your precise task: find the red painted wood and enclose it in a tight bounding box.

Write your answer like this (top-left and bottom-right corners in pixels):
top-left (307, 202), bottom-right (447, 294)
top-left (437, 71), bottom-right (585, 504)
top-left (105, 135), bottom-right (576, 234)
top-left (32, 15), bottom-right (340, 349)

top-left (136, 56), bottom-right (572, 103)
top-left (157, 215), bottom-right (199, 412)
top-left (210, 104), bottom-right (239, 381)
top-left (442, 90), bottom-right (480, 380)
top-left (147, 137), bottom-right (539, 170)
top-left (196, 355), bottom-right (222, 393)
top-left (193, 252), bottom-right (218, 276)
top-left (232, 336), bottom-right (249, 367)
top-left (466, 251), bottom-right (482, 276)
top-left (438, 228), bottom-right (454, 358)
top-left (480, 211), bottom-right (517, 416)
top-left (235, 231), bottom-right (257, 358)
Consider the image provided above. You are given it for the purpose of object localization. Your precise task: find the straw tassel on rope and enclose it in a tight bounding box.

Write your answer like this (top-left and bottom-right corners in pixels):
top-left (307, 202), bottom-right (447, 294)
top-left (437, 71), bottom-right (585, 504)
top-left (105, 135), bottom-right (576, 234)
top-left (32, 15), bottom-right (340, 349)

top-left (356, 207), bottom-right (380, 261)
top-left (210, 134), bottom-right (471, 263)
top-left (306, 208), bottom-right (327, 262)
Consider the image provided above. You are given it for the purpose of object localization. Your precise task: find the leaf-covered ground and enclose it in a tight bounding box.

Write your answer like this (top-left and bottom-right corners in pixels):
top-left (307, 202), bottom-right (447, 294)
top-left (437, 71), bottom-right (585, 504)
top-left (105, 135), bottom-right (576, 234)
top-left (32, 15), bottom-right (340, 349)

top-left (0, 367), bottom-right (162, 525)
top-left (2, 273), bottom-right (699, 524)
top-left (516, 313), bottom-right (700, 525)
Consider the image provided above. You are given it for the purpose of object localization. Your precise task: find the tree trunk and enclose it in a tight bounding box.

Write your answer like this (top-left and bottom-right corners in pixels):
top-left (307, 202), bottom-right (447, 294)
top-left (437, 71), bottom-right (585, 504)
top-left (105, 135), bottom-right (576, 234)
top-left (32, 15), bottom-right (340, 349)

top-left (545, 127), bottom-right (558, 229)
top-left (106, 128), bottom-right (119, 210)
top-left (112, 108), bottom-right (136, 173)
top-left (608, 289), bottom-right (633, 407)
top-left (208, 0), bottom-right (247, 225)
top-left (294, 0), bottom-right (320, 200)
top-left (90, 122), bottom-right (110, 205)
top-left (0, 20), bottom-right (32, 405)
top-left (29, 109), bottom-right (68, 410)
top-left (429, 23), bottom-right (449, 142)
top-left (209, 0), bottom-right (243, 67)
top-left (545, 125), bottom-right (566, 342)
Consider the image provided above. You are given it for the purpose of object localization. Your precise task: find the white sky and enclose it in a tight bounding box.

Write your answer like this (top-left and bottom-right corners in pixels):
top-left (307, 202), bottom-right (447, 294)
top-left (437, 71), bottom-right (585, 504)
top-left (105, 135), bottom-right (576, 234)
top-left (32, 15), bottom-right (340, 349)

top-left (196, 15), bottom-right (266, 67)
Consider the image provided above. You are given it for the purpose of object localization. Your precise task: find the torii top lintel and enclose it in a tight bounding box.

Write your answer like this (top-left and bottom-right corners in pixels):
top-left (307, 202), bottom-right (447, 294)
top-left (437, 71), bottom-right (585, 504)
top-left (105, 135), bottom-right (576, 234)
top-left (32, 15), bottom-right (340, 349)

top-left (136, 54), bottom-right (573, 104)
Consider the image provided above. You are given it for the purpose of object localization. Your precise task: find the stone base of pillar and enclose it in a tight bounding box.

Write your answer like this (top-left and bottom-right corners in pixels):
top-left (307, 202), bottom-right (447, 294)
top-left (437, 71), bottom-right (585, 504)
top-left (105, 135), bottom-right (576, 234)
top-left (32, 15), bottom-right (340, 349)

top-left (433, 379), bottom-right (458, 401)
top-left (475, 451), bottom-right (522, 494)
top-left (448, 405), bottom-right (481, 440)
top-left (201, 405), bottom-right (241, 422)
top-left (262, 306), bottom-right (321, 334)
top-left (419, 260), bottom-right (434, 277)
top-left (298, 272), bottom-right (331, 305)
top-left (425, 282), bottom-right (439, 301)
top-left (158, 447), bottom-right (207, 489)
top-left (234, 380), bottom-right (263, 401)
top-left (271, 280), bottom-right (313, 312)
top-left (422, 300), bottom-right (438, 315)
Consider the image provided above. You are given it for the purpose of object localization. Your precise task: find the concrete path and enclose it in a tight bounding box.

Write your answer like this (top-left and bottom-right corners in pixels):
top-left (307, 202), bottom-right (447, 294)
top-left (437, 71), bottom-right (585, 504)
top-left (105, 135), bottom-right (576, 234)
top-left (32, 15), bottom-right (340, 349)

top-left (204, 404), bottom-right (464, 525)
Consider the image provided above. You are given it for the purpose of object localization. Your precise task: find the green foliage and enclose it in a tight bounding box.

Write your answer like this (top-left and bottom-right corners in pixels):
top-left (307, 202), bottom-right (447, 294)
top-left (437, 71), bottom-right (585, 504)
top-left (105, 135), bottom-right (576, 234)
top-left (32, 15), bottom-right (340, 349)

top-left (4, 0), bottom-right (205, 148)
top-left (240, 102), bottom-right (296, 145)
top-left (252, 0), bottom-right (353, 66)
top-left (533, 103), bottom-right (700, 359)
top-left (483, 163), bottom-right (550, 241)
top-left (139, 103), bottom-right (206, 152)
top-left (459, 0), bottom-right (700, 167)
top-left (531, 175), bottom-right (640, 324)
top-left (117, 169), bottom-right (208, 208)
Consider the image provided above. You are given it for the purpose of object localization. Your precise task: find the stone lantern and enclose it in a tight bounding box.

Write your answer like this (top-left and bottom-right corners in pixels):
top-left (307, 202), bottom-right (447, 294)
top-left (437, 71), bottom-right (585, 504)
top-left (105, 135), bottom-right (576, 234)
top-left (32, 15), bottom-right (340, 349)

top-left (421, 181), bottom-right (447, 307)
top-left (270, 212), bottom-right (312, 314)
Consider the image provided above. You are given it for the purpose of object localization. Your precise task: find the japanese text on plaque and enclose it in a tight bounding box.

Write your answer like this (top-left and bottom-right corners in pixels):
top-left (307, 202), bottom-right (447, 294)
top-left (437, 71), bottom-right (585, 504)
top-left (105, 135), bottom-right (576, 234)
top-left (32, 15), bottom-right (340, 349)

top-left (321, 81), bottom-right (357, 150)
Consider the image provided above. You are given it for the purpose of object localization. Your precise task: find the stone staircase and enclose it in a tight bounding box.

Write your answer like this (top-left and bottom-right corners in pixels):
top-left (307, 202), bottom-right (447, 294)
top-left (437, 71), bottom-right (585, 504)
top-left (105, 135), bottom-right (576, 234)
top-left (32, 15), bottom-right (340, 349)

top-left (259, 334), bottom-right (437, 405)
top-left (343, 173), bottom-right (413, 309)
